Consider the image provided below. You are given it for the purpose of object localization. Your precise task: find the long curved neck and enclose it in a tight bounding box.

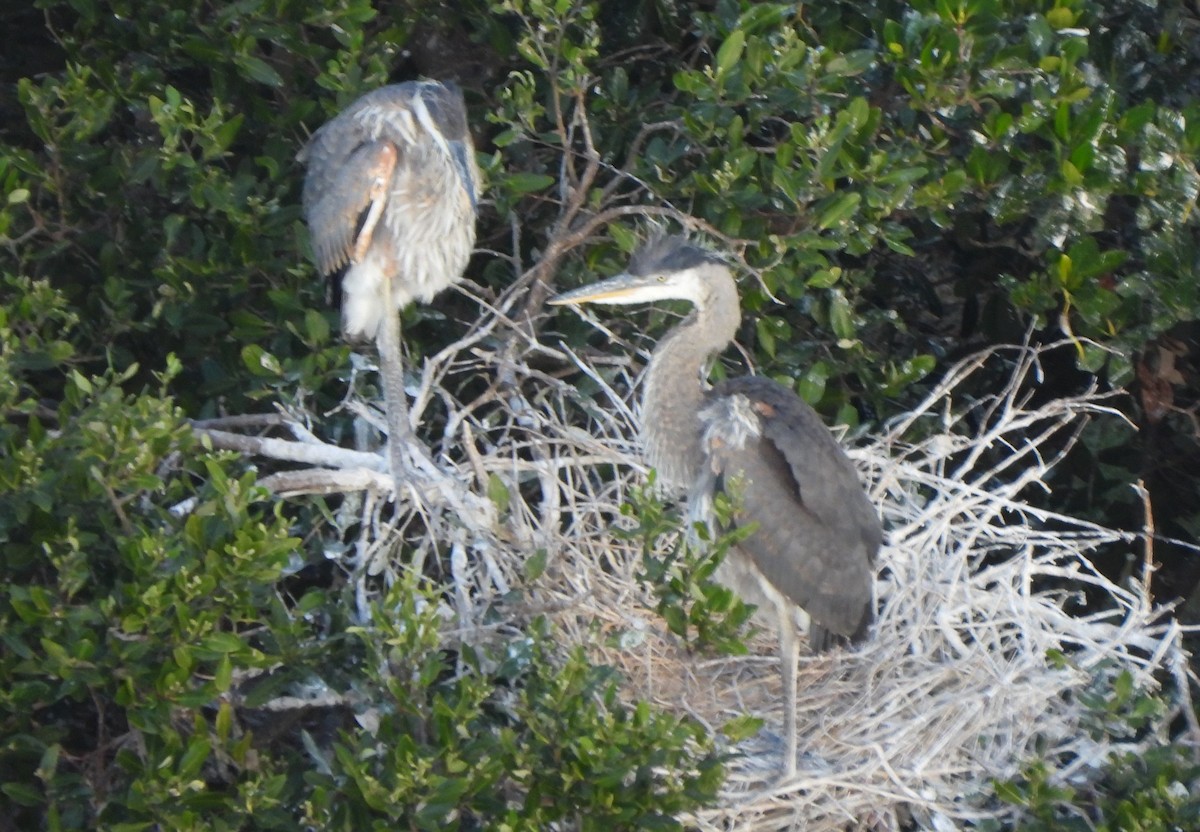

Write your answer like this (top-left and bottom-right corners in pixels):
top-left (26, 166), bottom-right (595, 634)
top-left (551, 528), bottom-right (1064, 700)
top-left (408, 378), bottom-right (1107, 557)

top-left (640, 267), bottom-right (741, 490)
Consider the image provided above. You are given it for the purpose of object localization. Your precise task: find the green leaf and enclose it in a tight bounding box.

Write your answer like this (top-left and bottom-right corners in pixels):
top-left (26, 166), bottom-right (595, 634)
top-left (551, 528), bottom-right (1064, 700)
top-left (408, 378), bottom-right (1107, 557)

top-left (1054, 102), bottom-right (1071, 141)
top-left (815, 191), bottom-right (861, 229)
top-left (0, 782), bottom-right (42, 807)
top-left (1056, 254), bottom-right (1074, 288)
top-left (210, 114), bottom-right (244, 156)
top-left (798, 362), bottom-right (829, 405)
top-left (304, 308), bottom-right (330, 344)
top-left (505, 172), bottom-right (555, 194)
top-left (215, 701), bottom-right (233, 742)
top-left (1045, 6), bottom-right (1075, 28)
top-left (36, 743), bottom-right (61, 783)
top-left (487, 472), bottom-right (510, 513)
top-left (807, 267), bottom-right (842, 289)
top-left (214, 654), bottom-right (233, 693)
top-left (829, 291), bottom-right (856, 341)
top-left (1078, 343), bottom-right (1109, 373)
top-left (877, 166), bottom-right (928, 186)
top-left (662, 605), bottom-right (687, 637)
top-left (993, 779), bottom-right (1028, 806)
top-left (721, 714), bottom-right (764, 741)
top-left (1113, 670), bottom-right (1133, 704)
top-left (755, 317), bottom-right (776, 357)
top-left (240, 344), bottom-right (282, 377)
top-left (609, 223), bottom-right (638, 253)
top-left (492, 129), bottom-right (519, 148)
top-left (1061, 159), bottom-right (1083, 186)
top-left (845, 96), bottom-right (870, 131)
top-left (69, 369), bottom-right (93, 394)
top-left (524, 548), bottom-right (548, 582)
top-left (235, 55), bottom-right (283, 87)
top-left (715, 30), bottom-right (746, 78)
top-left (202, 632), bottom-right (246, 654)
top-left (178, 736), bottom-right (212, 780)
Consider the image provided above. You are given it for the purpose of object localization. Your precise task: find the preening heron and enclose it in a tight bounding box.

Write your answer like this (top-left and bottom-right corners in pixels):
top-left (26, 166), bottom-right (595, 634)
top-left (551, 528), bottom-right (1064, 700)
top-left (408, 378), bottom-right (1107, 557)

top-left (551, 237), bottom-right (881, 777)
top-left (298, 80), bottom-right (480, 482)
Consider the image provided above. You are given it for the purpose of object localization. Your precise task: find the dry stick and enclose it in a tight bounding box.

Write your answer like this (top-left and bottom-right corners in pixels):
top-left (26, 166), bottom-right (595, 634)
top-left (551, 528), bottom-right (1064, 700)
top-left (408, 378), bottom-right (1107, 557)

top-left (1136, 478), bottom-right (1156, 610)
top-left (257, 467), bottom-right (392, 497)
top-left (191, 413), bottom-right (287, 431)
top-left (508, 91), bottom-right (604, 341)
top-left (195, 426), bottom-right (386, 471)
top-left (507, 203), bottom-right (726, 373)
top-left (409, 278), bottom-right (552, 427)
top-left (1170, 653), bottom-right (1200, 760)
top-left (98, 477), bottom-right (134, 536)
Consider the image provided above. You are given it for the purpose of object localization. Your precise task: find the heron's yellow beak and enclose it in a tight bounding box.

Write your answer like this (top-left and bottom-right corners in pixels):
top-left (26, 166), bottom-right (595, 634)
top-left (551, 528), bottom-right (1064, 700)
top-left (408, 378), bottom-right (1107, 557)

top-left (549, 273), bottom-right (655, 306)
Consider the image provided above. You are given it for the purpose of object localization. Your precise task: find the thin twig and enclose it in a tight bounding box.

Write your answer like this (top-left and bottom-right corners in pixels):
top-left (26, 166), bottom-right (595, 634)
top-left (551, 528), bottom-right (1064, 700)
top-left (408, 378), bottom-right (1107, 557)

top-left (1136, 478), bottom-right (1156, 610)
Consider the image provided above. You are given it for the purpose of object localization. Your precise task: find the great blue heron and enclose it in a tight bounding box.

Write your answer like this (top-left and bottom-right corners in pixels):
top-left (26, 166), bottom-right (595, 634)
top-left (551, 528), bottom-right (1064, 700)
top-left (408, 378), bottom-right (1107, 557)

top-left (551, 237), bottom-right (881, 777)
top-left (298, 80), bottom-right (480, 483)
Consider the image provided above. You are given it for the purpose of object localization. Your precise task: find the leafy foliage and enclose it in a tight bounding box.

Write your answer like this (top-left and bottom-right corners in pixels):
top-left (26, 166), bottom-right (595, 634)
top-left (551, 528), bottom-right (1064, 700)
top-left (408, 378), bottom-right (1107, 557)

top-left (302, 584), bottom-right (721, 831)
top-left (0, 274), bottom-right (721, 830)
top-left (621, 476), bottom-right (756, 655)
top-left (3, 0), bottom-right (1200, 826)
top-left (1, 276), bottom-right (304, 828)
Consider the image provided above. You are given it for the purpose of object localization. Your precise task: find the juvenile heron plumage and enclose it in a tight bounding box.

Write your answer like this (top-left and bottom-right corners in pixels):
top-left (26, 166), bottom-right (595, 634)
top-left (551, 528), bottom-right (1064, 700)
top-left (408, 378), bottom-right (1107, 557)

top-left (298, 81), bottom-right (479, 481)
top-left (551, 237), bottom-right (881, 777)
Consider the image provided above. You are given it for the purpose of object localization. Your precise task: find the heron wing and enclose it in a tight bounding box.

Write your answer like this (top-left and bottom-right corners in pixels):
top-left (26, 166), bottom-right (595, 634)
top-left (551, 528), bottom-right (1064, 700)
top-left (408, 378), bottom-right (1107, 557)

top-left (300, 139), bottom-right (397, 277)
top-left (705, 376), bottom-right (881, 639)
top-left (298, 82), bottom-right (476, 277)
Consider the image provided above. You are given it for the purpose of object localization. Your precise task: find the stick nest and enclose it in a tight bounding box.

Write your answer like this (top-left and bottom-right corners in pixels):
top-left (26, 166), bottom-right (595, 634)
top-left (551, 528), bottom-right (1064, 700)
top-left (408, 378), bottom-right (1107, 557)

top-left (199, 292), bottom-right (1198, 830)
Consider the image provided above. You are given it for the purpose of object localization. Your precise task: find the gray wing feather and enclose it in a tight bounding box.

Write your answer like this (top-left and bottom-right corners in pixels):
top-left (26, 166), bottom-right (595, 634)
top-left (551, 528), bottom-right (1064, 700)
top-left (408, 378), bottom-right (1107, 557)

top-left (300, 139), bottom-right (394, 276)
top-left (706, 376), bottom-right (881, 640)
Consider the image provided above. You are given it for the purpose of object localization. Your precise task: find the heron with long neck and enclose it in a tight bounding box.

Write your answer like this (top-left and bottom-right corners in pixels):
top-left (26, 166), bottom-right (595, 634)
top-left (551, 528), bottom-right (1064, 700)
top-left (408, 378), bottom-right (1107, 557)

top-left (298, 81), bottom-right (480, 484)
top-left (551, 237), bottom-right (881, 777)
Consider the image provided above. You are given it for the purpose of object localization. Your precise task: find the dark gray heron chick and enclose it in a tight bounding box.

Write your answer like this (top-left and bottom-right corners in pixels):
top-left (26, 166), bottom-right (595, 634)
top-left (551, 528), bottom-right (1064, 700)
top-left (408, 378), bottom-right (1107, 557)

top-left (298, 81), bottom-right (480, 482)
top-left (551, 237), bottom-right (881, 777)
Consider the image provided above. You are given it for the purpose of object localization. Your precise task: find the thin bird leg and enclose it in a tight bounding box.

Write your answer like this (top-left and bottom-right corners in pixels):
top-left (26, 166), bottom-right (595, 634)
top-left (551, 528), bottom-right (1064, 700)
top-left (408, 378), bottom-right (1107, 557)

top-left (376, 274), bottom-right (414, 486)
top-left (777, 599), bottom-right (799, 781)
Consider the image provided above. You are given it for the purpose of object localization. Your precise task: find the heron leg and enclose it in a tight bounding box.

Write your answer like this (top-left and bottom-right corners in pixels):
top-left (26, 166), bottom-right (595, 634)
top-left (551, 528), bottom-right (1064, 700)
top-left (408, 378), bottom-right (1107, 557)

top-left (376, 277), bottom-right (414, 486)
top-left (777, 600), bottom-right (799, 781)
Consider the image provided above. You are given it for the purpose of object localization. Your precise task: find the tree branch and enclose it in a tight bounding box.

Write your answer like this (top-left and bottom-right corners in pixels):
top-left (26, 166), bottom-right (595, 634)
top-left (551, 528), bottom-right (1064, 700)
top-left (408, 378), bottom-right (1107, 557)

top-left (193, 425), bottom-right (387, 472)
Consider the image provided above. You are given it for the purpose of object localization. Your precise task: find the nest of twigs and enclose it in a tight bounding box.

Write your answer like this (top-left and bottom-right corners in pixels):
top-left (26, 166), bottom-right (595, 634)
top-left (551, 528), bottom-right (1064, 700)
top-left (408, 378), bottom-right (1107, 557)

top-left (199, 284), bottom-right (1198, 830)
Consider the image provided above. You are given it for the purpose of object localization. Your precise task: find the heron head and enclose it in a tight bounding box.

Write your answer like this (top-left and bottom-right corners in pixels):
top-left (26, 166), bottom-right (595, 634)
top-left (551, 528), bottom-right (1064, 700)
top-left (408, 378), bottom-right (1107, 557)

top-left (550, 236), bottom-right (726, 308)
top-left (408, 81), bottom-right (478, 211)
